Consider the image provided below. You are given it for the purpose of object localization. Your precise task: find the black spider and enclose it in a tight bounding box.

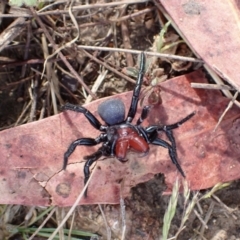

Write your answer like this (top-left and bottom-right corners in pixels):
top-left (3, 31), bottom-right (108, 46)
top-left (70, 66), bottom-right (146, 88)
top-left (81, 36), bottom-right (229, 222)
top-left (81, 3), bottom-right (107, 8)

top-left (62, 52), bottom-right (195, 197)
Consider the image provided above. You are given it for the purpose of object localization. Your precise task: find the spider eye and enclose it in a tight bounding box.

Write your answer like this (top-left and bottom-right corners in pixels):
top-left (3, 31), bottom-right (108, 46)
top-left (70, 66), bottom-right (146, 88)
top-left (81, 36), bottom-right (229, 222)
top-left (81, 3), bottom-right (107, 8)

top-left (98, 99), bottom-right (125, 125)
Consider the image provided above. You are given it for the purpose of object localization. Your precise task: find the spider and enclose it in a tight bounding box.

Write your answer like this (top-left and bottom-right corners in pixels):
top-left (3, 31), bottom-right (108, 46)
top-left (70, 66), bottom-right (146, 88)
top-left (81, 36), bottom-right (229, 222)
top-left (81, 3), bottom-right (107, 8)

top-left (62, 52), bottom-right (195, 197)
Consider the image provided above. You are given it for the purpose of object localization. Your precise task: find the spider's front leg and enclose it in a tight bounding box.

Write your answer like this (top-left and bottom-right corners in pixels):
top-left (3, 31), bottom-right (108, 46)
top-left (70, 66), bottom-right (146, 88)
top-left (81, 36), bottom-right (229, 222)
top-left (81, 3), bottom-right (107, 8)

top-left (126, 52), bottom-right (146, 123)
top-left (63, 134), bottom-right (107, 170)
top-left (62, 103), bottom-right (107, 131)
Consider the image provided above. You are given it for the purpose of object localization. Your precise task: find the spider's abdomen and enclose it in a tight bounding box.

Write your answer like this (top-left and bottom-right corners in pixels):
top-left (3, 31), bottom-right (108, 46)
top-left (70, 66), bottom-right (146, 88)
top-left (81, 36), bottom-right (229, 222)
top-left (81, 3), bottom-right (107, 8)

top-left (115, 126), bottom-right (149, 160)
top-left (98, 99), bottom-right (125, 125)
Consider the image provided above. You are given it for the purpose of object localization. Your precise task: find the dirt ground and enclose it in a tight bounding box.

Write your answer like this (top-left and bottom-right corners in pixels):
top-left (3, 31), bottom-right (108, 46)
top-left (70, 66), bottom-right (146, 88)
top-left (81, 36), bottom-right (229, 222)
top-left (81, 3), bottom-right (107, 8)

top-left (0, 1), bottom-right (240, 239)
top-left (69, 177), bottom-right (240, 240)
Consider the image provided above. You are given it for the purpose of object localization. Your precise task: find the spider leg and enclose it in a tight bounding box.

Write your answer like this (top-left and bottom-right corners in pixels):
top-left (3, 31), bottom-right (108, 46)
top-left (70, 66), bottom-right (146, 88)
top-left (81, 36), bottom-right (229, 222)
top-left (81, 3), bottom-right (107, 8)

top-left (164, 129), bottom-right (177, 153)
top-left (145, 112), bottom-right (195, 151)
top-left (126, 52), bottom-right (146, 123)
top-left (63, 134), bottom-right (107, 170)
top-left (83, 144), bottom-right (111, 197)
top-left (136, 106), bottom-right (151, 125)
top-left (62, 103), bottom-right (107, 131)
top-left (151, 137), bottom-right (185, 177)
top-left (162, 112), bottom-right (195, 131)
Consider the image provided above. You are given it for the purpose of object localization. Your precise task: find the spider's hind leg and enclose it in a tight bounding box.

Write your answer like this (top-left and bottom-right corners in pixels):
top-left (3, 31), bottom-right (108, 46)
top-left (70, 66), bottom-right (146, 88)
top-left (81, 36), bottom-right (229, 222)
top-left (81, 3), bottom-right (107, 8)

top-left (149, 112), bottom-right (195, 176)
top-left (161, 112), bottom-right (195, 152)
top-left (63, 138), bottom-right (100, 170)
top-left (152, 138), bottom-right (185, 177)
top-left (83, 149), bottom-right (103, 197)
top-left (83, 144), bottom-right (111, 197)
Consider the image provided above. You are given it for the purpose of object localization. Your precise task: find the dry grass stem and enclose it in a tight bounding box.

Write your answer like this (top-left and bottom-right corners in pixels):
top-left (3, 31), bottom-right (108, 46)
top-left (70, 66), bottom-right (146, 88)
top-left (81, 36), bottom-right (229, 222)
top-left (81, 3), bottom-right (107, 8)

top-left (85, 69), bottom-right (108, 104)
top-left (78, 45), bottom-right (202, 63)
top-left (98, 204), bottom-right (111, 240)
top-left (213, 91), bottom-right (238, 131)
top-left (199, 201), bottom-right (215, 237)
top-left (204, 64), bottom-right (240, 108)
top-left (162, 178), bottom-right (179, 240)
top-left (67, 210), bottom-right (75, 240)
top-left (0, 17), bottom-right (26, 52)
top-left (120, 196), bottom-right (126, 240)
top-left (191, 83), bottom-right (235, 91)
top-left (14, 100), bottom-right (32, 127)
top-left (212, 194), bottom-right (237, 217)
top-left (42, 0), bottom-right (79, 78)
top-left (28, 207), bottom-right (56, 240)
top-left (193, 209), bottom-right (208, 229)
top-left (174, 191), bottom-right (199, 239)
top-left (47, 164), bottom-right (97, 240)
top-left (30, 7), bottom-right (96, 99)
top-left (81, 49), bottom-right (136, 84)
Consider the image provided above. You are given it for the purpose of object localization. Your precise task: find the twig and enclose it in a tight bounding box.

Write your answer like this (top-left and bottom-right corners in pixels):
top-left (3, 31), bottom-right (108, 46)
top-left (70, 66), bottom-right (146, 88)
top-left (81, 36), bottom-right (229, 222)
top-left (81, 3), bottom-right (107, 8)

top-left (212, 194), bottom-right (237, 218)
top-left (81, 49), bottom-right (136, 84)
top-left (0, 75), bottom-right (34, 90)
top-left (21, 21), bottom-right (31, 78)
top-left (29, 77), bottom-right (38, 122)
top-left (98, 204), bottom-right (111, 240)
top-left (42, 0), bottom-right (80, 79)
top-left (193, 209), bottom-right (208, 229)
top-left (47, 165), bottom-right (97, 240)
top-left (204, 64), bottom-right (240, 108)
top-left (67, 210), bottom-right (75, 240)
top-left (199, 201), bottom-right (215, 237)
top-left (85, 69), bottom-right (108, 104)
top-left (29, 7), bottom-right (96, 99)
top-left (120, 6), bottom-right (134, 67)
top-left (4, 0), bottom-right (150, 18)
top-left (191, 83), bottom-right (235, 91)
top-left (14, 100), bottom-right (32, 126)
top-left (213, 91), bottom-right (238, 132)
top-left (78, 45), bottom-right (202, 63)
top-left (111, 7), bottom-right (155, 22)
top-left (0, 57), bottom-right (64, 69)
top-left (28, 207), bottom-right (56, 240)
top-left (0, 17), bottom-right (26, 52)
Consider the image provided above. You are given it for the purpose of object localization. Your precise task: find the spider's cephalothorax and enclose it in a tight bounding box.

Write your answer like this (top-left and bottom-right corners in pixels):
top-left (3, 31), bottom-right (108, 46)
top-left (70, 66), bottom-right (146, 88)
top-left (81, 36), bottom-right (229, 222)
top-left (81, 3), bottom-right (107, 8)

top-left (62, 53), bottom-right (195, 197)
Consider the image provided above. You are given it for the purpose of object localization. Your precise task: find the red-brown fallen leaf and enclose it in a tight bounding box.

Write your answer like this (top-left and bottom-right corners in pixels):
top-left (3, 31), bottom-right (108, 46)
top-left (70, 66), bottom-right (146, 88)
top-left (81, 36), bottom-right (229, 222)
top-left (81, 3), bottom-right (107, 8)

top-left (0, 70), bottom-right (240, 206)
top-left (160, 0), bottom-right (240, 91)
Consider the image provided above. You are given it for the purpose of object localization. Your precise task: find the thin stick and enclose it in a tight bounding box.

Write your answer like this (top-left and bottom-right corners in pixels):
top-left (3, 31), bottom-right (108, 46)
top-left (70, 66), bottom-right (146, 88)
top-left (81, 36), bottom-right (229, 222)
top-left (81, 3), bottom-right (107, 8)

top-left (30, 7), bottom-right (96, 99)
top-left (98, 204), bottom-right (111, 240)
top-left (85, 69), bottom-right (108, 104)
top-left (47, 166), bottom-right (97, 240)
top-left (193, 209), bottom-right (208, 229)
top-left (28, 207), bottom-right (56, 240)
top-left (191, 83), bottom-right (235, 91)
top-left (0, 17), bottom-right (26, 52)
top-left (111, 7), bottom-right (155, 22)
top-left (5, 0), bottom-right (149, 18)
top-left (199, 201), bottom-right (215, 236)
top-left (81, 49), bottom-right (136, 84)
top-left (78, 45), bottom-right (202, 63)
top-left (214, 91), bottom-right (238, 132)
